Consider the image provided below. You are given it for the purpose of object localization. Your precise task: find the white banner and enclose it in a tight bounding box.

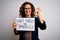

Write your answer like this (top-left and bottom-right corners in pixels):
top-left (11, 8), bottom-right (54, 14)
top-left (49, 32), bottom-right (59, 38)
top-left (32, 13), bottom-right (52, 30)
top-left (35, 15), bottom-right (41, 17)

top-left (16, 18), bottom-right (35, 31)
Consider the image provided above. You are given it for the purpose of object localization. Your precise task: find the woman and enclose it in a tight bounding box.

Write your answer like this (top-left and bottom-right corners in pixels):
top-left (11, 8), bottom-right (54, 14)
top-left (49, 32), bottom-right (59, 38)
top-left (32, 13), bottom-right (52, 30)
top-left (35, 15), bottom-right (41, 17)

top-left (12, 2), bottom-right (46, 40)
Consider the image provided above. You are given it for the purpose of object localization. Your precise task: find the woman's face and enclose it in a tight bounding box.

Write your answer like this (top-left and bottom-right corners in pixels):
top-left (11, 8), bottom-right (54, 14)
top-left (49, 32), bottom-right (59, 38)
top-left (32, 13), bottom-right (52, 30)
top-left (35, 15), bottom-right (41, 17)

top-left (24, 4), bottom-right (32, 16)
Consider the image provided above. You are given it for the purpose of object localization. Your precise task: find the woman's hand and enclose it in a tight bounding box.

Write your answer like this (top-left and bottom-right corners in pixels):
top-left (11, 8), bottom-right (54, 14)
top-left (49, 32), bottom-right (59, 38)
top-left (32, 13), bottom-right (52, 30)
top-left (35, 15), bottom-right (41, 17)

top-left (12, 22), bottom-right (17, 29)
top-left (34, 7), bottom-right (44, 24)
top-left (34, 7), bottom-right (41, 17)
top-left (12, 22), bottom-right (19, 35)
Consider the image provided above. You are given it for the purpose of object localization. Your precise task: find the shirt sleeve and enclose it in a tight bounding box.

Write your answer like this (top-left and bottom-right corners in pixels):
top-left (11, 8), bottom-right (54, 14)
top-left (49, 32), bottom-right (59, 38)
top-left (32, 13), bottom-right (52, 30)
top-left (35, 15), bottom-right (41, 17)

top-left (14, 29), bottom-right (20, 35)
top-left (37, 18), bottom-right (46, 30)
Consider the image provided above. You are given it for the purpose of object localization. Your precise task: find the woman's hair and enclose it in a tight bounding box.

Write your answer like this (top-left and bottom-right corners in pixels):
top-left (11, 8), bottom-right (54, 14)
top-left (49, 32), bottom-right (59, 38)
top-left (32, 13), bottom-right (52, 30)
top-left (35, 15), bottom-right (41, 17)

top-left (19, 2), bottom-right (35, 17)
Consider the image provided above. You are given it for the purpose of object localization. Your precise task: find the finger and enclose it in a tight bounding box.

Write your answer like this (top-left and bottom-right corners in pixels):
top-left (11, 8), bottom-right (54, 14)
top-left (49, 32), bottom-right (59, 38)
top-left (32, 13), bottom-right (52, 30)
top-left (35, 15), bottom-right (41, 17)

top-left (12, 22), bottom-right (17, 29)
top-left (37, 7), bottom-right (42, 11)
top-left (14, 23), bottom-right (17, 27)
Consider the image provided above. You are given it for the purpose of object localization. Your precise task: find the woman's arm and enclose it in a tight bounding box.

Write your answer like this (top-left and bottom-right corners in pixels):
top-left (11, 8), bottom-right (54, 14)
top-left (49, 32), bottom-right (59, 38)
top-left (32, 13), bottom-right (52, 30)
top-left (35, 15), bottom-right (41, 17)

top-left (12, 22), bottom-right (20, 35)
top-left (38, 18), bottom-right (46, 30)
top-left (34, 7), bottom-right (46, 30)
top-left (37, 15), bottom-right (46, 30)
top-left (14, 29), bottom-right (20, 35)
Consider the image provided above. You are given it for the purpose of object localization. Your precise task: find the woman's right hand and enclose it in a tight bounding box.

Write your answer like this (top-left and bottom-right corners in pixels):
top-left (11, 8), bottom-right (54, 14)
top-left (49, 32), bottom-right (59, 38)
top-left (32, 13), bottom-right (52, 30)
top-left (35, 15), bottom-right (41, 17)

top-left (12, 22), bottom-right (19, 35)
top-left (12, 22), bottom-right (17, 29)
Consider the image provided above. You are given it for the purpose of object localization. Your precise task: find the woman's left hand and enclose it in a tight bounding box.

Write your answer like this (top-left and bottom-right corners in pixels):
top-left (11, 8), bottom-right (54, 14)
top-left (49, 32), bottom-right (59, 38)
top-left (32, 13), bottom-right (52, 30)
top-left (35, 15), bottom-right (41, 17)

top-left (34, 7), bottom-right (44, 24)
top-left (34, 7), bottom-right (41, 17)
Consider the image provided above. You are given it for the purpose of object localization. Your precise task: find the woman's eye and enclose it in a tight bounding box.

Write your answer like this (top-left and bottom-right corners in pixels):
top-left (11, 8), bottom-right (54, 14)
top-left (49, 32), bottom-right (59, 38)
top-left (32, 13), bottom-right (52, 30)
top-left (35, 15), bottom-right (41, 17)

top-left (25, 8), bottom-right (31, 10)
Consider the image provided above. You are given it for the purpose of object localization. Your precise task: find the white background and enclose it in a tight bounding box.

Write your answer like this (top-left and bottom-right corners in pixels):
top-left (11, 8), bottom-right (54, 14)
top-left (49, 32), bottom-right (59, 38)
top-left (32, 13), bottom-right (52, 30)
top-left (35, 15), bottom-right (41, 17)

top-left (0, 0), bottom-right (60, 40)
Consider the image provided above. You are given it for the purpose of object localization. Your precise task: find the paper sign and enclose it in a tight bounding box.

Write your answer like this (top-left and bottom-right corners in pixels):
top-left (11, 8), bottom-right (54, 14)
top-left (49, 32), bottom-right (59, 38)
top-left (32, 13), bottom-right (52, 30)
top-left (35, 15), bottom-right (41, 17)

top-left (16, 18), bottom-right (35, 31)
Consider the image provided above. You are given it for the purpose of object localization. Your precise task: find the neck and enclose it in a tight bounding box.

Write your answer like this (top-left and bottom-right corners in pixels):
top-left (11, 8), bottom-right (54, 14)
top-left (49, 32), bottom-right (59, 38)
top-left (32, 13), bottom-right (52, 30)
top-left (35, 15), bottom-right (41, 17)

top-left (26, 15), bottom-right (31, 18)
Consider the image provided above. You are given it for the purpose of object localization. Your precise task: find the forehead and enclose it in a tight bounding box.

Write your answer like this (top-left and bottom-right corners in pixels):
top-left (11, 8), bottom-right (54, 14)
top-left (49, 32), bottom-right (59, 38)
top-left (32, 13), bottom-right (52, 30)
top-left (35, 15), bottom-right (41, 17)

top-left (25, 4), bottom-right (31, 8)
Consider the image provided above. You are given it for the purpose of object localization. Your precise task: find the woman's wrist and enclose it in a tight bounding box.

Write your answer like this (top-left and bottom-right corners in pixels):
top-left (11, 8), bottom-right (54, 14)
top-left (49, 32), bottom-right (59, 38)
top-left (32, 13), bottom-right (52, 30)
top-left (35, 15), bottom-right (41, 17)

top-left (37, 15), bottom-right (44, 24)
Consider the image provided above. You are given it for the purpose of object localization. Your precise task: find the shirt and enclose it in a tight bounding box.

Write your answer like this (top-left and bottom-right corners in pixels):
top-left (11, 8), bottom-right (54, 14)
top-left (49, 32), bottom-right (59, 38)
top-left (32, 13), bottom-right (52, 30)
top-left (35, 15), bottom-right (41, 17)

top-left (14, 17), bottom-right (46, 40)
